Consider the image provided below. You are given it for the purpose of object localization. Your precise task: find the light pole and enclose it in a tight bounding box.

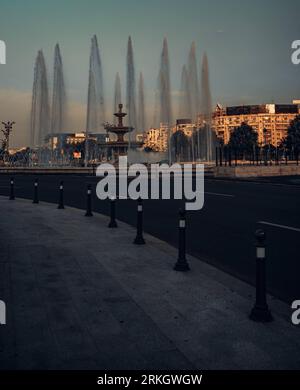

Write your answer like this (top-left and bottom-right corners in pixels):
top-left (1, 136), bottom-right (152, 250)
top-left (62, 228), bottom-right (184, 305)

top-left (263, 128), bottom-right (268, 166)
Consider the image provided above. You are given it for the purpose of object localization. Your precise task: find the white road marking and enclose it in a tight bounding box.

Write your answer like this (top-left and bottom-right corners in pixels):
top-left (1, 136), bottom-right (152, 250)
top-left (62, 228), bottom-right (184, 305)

top-left (205, 191), bottom-right (235, 198)
top-left (258, 221), bottom-right (300, 233)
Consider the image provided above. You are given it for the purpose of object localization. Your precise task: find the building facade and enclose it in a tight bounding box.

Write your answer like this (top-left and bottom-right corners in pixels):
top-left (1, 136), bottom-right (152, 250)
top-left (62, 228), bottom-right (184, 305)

top-left (144, 120), bottom-right (196, 152)
top-left (144, 124), bottom-right (169, 152)
top-left (212, 103), bottom-right (300, 146)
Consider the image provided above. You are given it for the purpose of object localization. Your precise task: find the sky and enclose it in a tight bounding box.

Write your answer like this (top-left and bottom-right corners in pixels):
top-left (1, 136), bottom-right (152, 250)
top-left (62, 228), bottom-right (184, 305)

top-left (0, 0), bottom-right (300, 146)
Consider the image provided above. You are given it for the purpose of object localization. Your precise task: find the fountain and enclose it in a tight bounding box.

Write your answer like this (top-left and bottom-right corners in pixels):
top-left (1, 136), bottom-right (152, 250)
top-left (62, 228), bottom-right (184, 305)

top-left (85, 35), bottom-right (105, 166)
top-left (200, 52), bottom-right (215, 162)
top-left (30, 50), bottom-right (50, 148)
top-left (51, 44), bottom-right (66, 155)
top-left (179, 65), bottom-right (191, 119)
top-left (86, 35), bottom-right (105, 134)
top-left (113, 73), bottom-right (122, 125)
top-left (126, 36), bottom-right (137, 142)
top-left (138, 72), bottom-right (146, 133)
top-left (103, 104), bottom-right (134, 162)
top-left (188, 42), bottom-right (200, 122)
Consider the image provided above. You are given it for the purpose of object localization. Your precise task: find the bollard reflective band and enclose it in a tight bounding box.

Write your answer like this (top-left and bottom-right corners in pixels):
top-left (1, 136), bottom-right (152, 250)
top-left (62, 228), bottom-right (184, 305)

top-left (179, 220), bottom-right (186, 228)
top-left (138, 205), bottom-right (143, 212)
top-left (10, 181), bottom-right (13, 185)
top-left (256, 247), bottom-right (265, 259)
top-left (60, 185), bottom-right (63, 190)
top-left (87, 190), bottom-right (91, 195)
top-left (35, 182), bottom-right (38, 187)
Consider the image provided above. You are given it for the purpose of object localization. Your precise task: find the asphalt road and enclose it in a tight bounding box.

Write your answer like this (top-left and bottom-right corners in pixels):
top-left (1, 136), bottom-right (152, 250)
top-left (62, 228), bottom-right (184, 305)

top-left (0, 174), bottom-right (299, 303)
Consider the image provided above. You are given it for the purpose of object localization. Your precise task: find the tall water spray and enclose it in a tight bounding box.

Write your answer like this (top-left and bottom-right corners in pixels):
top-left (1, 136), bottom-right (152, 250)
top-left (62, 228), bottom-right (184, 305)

top-left (188, 42), bottom-right (200, 122)
top-left (86, 35), bottom-right (105, 134)
top-left (158, 38), bottom-right (172, 162)
top-left (200, 52), bottom-right (213, 161)
top-left (86, 35), bottom-right (105, 166)
top-left (51, 44), bottom-right (66, 138)
top-left (179, 65), bottom-right (191, 119)
top-left (126, 36), bottom-right (137, 141)
top-left (159, 38), bottom-right (172, 126)
top-left (138, 72), bottom-right (146, 133)
top-left (30, 50), bottom-right (50, 148)
top-left (113, 72), bottom-right (122, 124)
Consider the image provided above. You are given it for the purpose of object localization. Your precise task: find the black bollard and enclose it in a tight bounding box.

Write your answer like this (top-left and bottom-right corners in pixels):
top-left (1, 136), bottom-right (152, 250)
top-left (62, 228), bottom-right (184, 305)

top-left (108, 197), bottom-right (117, 228)
top-left (249, 229), bottom-right (273, 323)
top-left (219, 147), bottom-right (223, 167)
top-left (58, 181), bottom-right (65, 209)
top-left (134, 198), bottom-right (145, 245)
top-left (85, 184), bottom-right (93, 217)
top-left (9, 177), bottom-right (15, 200)
top-left (33, 178), bottom-right (39, 204)
top-left (174, 209), bottom-right (190, 272)
top-left (215, 147), bottom-right (219, 166)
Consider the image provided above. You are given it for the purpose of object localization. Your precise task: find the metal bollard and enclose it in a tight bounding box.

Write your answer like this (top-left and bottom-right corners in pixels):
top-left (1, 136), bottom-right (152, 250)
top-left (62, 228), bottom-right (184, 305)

top-left (108, 197), bottom-right (118, 228)
top-left (249, 229), bottom-right (273, 322)
top-left (174, 209), bottom-right (190, 272)
top-left (58, 181), bottom-right (65, 209)
top-left (9, 177), bottom-right (15, 200)
top-left (85, 184), bottom-right (93, 217)
top-left (134, 198), bottom-right (145, 245)
top-left (33, 178), bottom-right (39, 204)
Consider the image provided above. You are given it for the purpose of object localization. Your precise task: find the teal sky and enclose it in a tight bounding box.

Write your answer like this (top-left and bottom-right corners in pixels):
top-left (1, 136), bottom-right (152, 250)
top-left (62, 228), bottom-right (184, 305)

top-left (0, 0), bottom-right (300, 145)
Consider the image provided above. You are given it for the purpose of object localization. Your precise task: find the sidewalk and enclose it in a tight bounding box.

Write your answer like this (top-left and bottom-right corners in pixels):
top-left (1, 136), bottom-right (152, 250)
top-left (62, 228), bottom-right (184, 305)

top-left (0, 196), bottom-right (299, 370)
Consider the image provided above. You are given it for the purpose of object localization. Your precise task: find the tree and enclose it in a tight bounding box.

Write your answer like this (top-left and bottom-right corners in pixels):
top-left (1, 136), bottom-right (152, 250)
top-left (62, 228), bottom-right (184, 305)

top-left (228, 122), bottom-right (258, 156)
top-left (171, 130), bottom-right (190, 162)
top-left (284, 114), bottom-right (300, 153)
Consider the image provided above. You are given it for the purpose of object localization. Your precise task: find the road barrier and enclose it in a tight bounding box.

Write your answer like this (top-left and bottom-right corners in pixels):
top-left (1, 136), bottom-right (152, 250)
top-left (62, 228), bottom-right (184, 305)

top-left (174, 209), bottom-right (190, 272)
top-left (33, 179), bottom-right (39, 204)
top-left (249, 229), bottom-right (273, 322)
top-left (9, 177), bottom-right (15, 200)
top-left (133, 198), bottom-right (145, 245)
top-left (85, 184), bottom-right (93, 217)
top-left (58, 181), bottom-right (65, 209)
top-left (108, 197), bottom-right (117, 228)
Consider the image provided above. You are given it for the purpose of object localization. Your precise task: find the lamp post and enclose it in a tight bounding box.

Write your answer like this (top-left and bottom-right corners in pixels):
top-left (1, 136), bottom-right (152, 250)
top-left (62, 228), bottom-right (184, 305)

top-left (263, 128), bottom-right (268, 166)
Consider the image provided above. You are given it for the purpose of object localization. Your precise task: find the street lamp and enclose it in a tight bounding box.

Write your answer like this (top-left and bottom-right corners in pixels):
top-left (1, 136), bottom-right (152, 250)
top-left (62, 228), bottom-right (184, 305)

top-left (263, 128), bottom-right (268, 166)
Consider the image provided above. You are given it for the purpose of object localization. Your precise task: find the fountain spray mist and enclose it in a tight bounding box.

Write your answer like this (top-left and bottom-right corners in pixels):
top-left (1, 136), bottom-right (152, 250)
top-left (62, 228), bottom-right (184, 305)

top-left (30, 50), bottom-right (50, 148)
top-left (188, 42), bottom-right (200, 122)
top-left (158, 38), bottom-right (172, 162)
top-left (114, 73), bottom-right (122, 124)
top-left (86, 35), bottom-right (105, 166)
top-left (179, 65), bottom-right (191, 119)
top-left (200, 52), bottom-right (213, 161)
top-left (126, 36), bottom-right (137, 143)
top-left (138, 72), bottom-right (146, 133)
top-left (51, 44), bottom-right (66, 139)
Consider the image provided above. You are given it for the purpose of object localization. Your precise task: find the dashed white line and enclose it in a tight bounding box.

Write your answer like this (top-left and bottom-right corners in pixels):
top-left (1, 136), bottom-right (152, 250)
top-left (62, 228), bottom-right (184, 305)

top-left (258, 221), bottom-right (300, 233)
top-left (205, 191), bottom-right (235, 198)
